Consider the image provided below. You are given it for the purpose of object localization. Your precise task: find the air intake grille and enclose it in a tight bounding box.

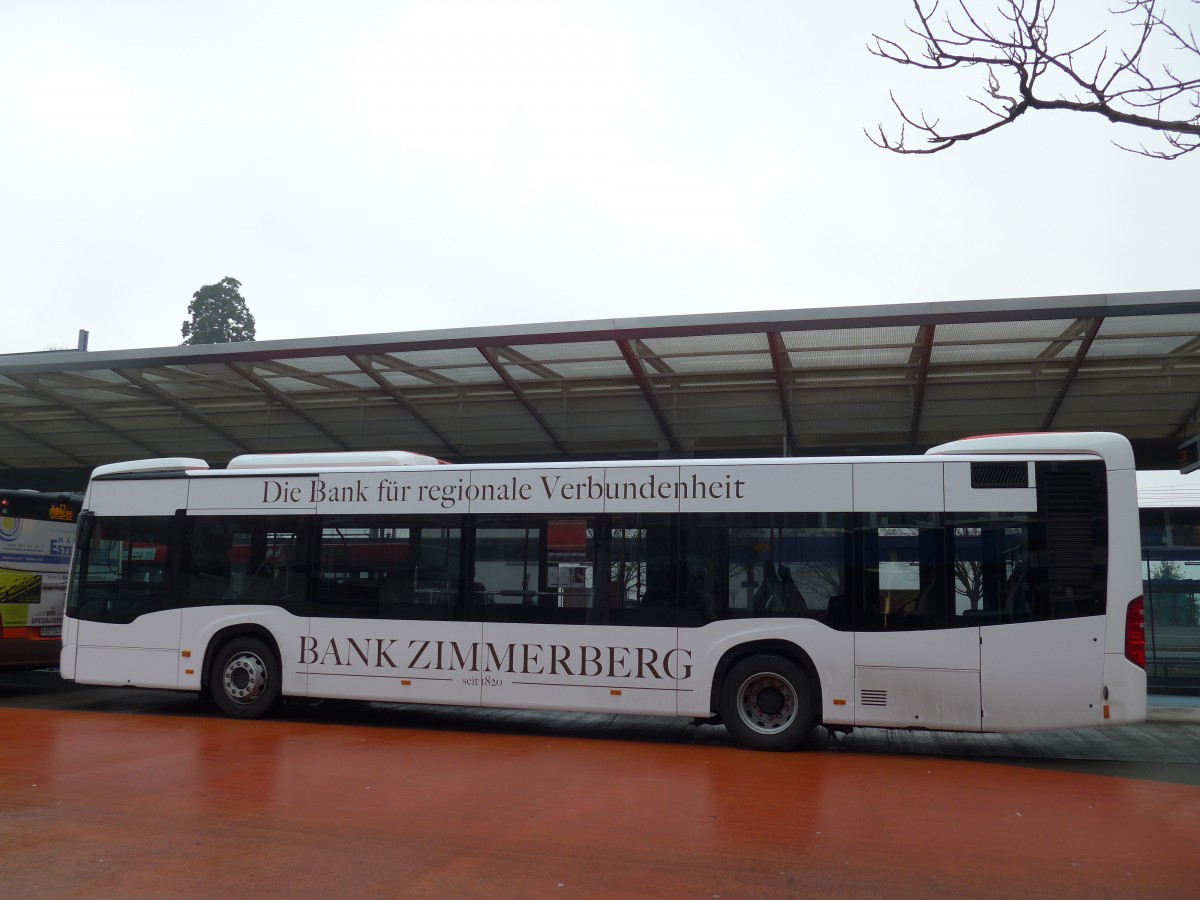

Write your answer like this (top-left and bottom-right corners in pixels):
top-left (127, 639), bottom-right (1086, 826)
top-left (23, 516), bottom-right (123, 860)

top-left (860, 689), bottom-right (887, 707)
top-left (971, 461), bottom-right (1029, 488)
top-left (1040, 466), bottom-right (1104, 618)
top-left (1045, 474), bottom-right (1094, 588)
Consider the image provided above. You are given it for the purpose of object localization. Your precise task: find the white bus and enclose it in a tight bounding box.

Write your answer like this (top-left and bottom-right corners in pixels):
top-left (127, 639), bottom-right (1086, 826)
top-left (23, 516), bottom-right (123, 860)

top-left (61, 432), bottom-right (1146, 750)
top-left (1, 489), bottom-right (80, 671)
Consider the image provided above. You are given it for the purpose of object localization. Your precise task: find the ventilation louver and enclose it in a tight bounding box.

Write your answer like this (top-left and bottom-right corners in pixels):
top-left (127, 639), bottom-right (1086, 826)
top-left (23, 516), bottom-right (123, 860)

top-left (971, 461), bottom-right (1029, 488)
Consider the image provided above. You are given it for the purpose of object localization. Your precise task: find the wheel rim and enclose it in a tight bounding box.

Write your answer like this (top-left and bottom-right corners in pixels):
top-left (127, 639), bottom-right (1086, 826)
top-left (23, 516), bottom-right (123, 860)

top-left (736, 671), bottom-right (798, 735)
top-left (222, 651), bottom-right (269, 705)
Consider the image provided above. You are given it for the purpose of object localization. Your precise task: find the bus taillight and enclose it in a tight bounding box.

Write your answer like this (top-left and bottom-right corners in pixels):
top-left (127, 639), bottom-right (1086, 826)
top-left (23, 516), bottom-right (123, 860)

top-left (1125, 597), bottom-right (1146, 669)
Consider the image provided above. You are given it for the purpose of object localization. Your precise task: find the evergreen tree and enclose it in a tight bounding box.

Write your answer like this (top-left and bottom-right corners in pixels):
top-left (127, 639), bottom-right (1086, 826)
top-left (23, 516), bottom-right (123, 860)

top-left (181, 277), bottom-right (256, 345)
top-left (1152, 559), bottom-right (1184, 581)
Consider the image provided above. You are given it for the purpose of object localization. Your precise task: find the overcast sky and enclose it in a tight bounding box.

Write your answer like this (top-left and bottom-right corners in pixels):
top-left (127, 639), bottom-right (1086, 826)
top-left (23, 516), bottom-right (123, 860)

top-left (2, 0), bottom-right (1197, 356)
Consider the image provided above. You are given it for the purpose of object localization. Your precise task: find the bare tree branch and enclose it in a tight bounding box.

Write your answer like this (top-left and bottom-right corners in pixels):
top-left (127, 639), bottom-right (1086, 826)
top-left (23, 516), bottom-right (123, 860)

top-left (867, 0), bottom-right (1200, 158)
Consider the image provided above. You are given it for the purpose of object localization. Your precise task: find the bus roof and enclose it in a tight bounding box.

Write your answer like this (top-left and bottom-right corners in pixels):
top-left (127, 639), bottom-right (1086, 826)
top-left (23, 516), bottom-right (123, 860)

top-left (926, 432), bottom-right (1134, 470)
top-left (226, 451), bottom-right (447, 470)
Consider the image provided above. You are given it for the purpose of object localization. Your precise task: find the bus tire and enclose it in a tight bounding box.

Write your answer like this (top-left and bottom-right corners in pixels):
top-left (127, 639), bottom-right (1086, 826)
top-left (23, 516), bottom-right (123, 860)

top-left (720, 654), bottom-right (814, 751)
top-left (210, 637), bottom-right (282, 719)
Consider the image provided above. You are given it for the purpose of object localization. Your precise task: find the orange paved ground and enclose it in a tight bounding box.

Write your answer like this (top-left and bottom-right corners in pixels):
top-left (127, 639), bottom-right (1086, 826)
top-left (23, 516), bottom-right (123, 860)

top-left (1, 707), bottom-right (1197, 899)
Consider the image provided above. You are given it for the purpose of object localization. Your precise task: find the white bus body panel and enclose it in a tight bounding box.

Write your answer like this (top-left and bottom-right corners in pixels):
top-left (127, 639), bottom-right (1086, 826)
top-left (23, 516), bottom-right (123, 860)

top-left (185, 475), bottom-right (315, 513)
top-left (479, 623), bottom-right (680, 715)
top-left (851, 463), bottom-right (944, 511)
top-left (185, 460), bottom-right (859, 516)
top-left (303, 619), bottom-right (484, 707)
top-left (853, 629), bottom-right (981, 730)
top-left (1100, 466), bottom-right (1146, 723)
top-left (73, 609), bottom-right (182, 688)
top-left (681, 463), bottom-right (853, 513)
top-left (87, 478), bottom-right (189, 517)
top-left (980, 618), bottom-right (1105, 731)
top-left (218, 616), bottom-right (859, 722)
top-left (1103, 469), bottom-right (1143, 657)
top-left (59, 616), bottom-right (78, 679)
top-left (1103, 654), bottom-right (1147, 724)
top-left (943, 461), bottom-right (1037, 511)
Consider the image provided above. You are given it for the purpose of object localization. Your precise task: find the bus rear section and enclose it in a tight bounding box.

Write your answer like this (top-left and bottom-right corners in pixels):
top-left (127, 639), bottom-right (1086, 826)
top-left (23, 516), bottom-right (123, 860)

top-left (927, 432), bottom-right (1147, 730)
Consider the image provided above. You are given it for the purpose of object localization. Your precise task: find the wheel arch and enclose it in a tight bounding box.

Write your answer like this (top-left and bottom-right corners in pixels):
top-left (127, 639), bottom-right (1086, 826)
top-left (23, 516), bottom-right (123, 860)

top-left (708, 639), bottom-right (823, 723)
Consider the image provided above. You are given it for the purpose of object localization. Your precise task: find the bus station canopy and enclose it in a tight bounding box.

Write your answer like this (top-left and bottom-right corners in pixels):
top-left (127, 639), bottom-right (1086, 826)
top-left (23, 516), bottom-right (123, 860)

top-left (3, 288), bottom-right (1200, 477)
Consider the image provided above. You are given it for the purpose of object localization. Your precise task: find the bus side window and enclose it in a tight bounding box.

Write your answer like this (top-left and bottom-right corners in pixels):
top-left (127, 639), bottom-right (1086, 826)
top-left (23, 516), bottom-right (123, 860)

top-left (950, 514), bottom-right (1033, 626)
top-left (857, 513), bottom-right (947, 631)
top-left (184, 516), bottom-right (311, 611)
top-left (471, 517), bottom-right (595, 625)
top-left (75, 516), bottom-right (176, 623)
top-left (603, 515), bottom-right (677, 627)
top-left (678, 521), bottom-right (725, 623)
top-left (186, 518), bottom-right (233, 603)
top-left (707, 515), bottom-right (847, 624)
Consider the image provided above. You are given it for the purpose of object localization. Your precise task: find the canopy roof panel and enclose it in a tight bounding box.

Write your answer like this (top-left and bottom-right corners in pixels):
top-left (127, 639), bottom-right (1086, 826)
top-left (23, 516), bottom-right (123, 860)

top-left (2, 289), bottom-right (1199, 474)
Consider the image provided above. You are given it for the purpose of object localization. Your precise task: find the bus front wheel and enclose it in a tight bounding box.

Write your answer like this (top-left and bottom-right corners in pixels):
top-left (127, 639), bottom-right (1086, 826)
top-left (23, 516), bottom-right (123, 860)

top-left (720, 654), bottom-right (815, 751)
top-left (210, 637), bottom-right (282, 719)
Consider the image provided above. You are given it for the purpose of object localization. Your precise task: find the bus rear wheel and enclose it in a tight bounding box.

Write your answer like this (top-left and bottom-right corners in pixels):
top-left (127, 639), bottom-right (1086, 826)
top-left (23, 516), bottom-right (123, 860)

top-left (720, 654), bottom-right (815, 751)
top-left (210, 637), bottom-right (282, 719)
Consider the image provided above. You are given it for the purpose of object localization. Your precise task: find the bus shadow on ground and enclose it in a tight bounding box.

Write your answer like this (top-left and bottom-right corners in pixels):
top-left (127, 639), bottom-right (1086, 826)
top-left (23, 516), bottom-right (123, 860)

top-left (285, 695), bottom-right (1200, 786)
